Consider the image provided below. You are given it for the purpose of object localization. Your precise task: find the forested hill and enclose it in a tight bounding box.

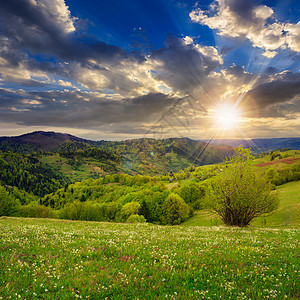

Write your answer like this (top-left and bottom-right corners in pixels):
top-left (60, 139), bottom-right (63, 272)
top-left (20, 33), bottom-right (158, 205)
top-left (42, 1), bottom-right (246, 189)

top-left (0, 151), bottom-right (69, 197)
top-left (98, 137), bottom-right (234, 174)
top-left (0, 131), bottom-right (234, 176)
top-left (0, 131), bottom-right (97, 153)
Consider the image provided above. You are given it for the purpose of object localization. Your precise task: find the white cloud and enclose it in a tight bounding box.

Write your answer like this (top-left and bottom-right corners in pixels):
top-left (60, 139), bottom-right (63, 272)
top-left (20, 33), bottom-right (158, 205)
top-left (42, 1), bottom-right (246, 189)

top-left (262, 50), bottom-right (277, 58)
top-left (190, 0), bottom-right (300, 54)
top-left (57, 80), bottom-right (72, 87)
top-left (34, 0), bottom-right (76, 34)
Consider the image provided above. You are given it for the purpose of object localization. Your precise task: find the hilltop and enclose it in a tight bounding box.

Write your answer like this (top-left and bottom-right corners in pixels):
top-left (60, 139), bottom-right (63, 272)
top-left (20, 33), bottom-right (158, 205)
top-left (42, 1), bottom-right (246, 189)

top-left (0, 131), bottom-right (96, 153)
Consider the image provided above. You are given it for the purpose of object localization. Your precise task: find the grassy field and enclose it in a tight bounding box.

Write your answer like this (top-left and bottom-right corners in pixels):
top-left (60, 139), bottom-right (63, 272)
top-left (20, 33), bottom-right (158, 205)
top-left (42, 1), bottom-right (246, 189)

top-left (182, 180), bottom-right (300, 227)
top-left (0, 218), bottom-right (299, 299)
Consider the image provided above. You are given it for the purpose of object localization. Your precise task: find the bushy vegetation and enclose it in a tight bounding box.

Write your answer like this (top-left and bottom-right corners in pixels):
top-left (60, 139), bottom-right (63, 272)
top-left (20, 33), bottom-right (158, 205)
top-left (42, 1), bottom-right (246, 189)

top-left (38, 174), bottom-right (201, 225)
top-left (265, 163), bottom-right (300, 186)
top-left (0, 218), bottom-right (298, 299)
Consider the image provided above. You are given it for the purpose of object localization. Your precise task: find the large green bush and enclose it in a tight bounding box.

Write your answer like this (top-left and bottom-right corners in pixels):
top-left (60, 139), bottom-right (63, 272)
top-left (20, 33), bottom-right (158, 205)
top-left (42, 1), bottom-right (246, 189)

top-left (207, 147), bottom-right (280, 227)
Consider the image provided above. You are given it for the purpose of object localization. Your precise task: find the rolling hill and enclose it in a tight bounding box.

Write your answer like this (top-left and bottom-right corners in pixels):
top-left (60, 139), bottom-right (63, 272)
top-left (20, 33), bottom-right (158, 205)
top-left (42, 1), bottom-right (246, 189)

top-left (0, 131), bottom-right (234, 177)
top-left (208, 138), bottom-right (300, 153)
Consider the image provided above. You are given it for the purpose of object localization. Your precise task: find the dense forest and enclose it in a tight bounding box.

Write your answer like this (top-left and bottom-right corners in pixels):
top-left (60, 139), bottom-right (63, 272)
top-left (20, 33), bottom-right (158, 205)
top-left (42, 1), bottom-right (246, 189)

top-left (0, 151), bottom-right (69, 197)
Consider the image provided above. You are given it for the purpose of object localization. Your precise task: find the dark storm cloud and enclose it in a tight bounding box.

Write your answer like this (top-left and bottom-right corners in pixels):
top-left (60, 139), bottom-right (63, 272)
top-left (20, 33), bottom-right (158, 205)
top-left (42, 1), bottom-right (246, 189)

top-left (0, 88), bottom-right (179, 128)
top-left (226, 0), bottom-right (258, 24)
top-left (248, 71), bottom-right (300, 108)
top-left (0, 0), bottom-right (144, 64)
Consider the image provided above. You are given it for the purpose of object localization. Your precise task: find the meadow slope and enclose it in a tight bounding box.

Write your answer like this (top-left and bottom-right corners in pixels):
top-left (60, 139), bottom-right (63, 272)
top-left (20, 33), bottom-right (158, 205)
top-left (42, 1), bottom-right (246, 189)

top-left (0, 218), bottom-right (299, 299)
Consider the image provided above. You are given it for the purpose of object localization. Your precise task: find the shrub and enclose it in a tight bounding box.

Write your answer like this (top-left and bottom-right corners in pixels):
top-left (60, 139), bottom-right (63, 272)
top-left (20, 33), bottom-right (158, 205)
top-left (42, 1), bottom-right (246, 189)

top-left (126, 214), bottom-right (146, 223)
top-left (207, 147), bottom-right (280, 227)
top-left (119, 202), bottom-right (141, 222)
top-left (162, 193), bottom-right (190, 225)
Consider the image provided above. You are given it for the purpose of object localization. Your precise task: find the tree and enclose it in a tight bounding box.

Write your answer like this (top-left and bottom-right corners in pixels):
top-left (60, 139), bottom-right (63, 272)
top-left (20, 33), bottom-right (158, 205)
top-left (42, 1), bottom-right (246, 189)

top-left (0, 185), bottom-right (20, 216)
top-left (119, 202), bottom-right (141, 222)
top-left (162, 193), bottom-right (190, 225)
top-left (207, 147), bottom-right (279, 227)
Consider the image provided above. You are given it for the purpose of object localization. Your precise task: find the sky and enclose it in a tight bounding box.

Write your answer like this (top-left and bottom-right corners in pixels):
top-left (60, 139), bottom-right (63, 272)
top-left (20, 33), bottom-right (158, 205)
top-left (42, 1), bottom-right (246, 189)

top-left (0, 0), bottom-right (299, 141)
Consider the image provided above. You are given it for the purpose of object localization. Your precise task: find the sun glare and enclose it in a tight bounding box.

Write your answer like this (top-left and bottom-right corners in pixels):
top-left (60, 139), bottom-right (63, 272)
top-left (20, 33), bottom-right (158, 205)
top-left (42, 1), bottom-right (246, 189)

top-left (214, 104), bottom-right (240, 129)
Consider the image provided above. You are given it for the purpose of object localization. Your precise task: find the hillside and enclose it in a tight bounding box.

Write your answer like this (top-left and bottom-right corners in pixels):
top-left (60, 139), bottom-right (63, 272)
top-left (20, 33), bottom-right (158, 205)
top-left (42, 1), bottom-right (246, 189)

top-left (98, 137), bottom-right (234, 175)
top-left (0, 131), bottom-right (234, 178)
top-left (208, 138), bottom-right (300, 153)
top-left (0, 151), bottom-right (69, 197)
top-left (182, 149), bottom-right (300, 227)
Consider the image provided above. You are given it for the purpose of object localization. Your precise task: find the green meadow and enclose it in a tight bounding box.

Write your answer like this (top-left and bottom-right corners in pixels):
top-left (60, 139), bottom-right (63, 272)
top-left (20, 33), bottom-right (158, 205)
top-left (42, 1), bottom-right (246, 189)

top-left (0, 217), bottom-right (299, 299)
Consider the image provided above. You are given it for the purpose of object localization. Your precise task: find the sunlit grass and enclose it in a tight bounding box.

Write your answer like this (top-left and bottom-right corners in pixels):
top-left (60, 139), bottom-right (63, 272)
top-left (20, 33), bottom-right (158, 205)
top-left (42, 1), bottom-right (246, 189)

top-left (0, 217), bottom-right (299, 299)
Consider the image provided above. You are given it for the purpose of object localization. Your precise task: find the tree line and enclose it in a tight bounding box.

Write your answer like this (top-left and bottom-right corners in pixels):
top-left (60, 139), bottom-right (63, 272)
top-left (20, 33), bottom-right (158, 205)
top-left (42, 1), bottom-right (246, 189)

top-left (1, 148), bottom-right (299, 226)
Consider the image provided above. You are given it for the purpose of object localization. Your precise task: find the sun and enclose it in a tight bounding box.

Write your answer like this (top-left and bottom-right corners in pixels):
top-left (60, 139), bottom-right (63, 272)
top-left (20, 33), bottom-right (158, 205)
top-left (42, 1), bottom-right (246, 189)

top-left (214, 103), bottom-right (240, 129)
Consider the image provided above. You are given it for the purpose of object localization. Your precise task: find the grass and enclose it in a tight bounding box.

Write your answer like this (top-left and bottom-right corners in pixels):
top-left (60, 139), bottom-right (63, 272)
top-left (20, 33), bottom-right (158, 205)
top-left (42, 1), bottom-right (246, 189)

top-left (0, 218), bottom-right (299, 299)
top-left (252, 180), bottom-right (300, 227)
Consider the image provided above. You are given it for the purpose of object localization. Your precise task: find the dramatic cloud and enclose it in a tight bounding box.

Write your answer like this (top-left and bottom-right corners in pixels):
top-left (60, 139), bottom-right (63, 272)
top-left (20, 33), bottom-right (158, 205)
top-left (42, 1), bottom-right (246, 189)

top-left (0, 87), bottom-right (181, 129)
top-left (0, 0), bottom-right (299, 139)
top-left (190, 0), bottom-right (300, 55)
top-left (149, 36), bottom-right (223, 105)
top-left (0, 0), bottom-right (143, 64)
top-left (246, 71), bottom-right (300, 118)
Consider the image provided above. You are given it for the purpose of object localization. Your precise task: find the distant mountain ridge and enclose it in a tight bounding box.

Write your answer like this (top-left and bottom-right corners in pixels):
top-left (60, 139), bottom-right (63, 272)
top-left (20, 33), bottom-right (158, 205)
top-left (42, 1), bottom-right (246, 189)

top-left (207, 138), bottom-right (300, 153)
top-left (1, 131), bottom-right (299, 155)
top-left (0, 131), bottom-right (96, 153)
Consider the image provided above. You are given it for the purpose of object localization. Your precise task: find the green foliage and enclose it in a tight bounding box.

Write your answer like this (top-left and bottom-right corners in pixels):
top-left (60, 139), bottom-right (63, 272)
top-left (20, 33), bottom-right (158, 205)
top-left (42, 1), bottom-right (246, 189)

top-left (20, 202), bottom-right (55, 218)
top-left (162, 193), bottom-right (190, 225)
top-left (0, 140), bottom-right (39, 153)
top-left (175, 183), bottom-right (206, 209)
top-left (207, 147), bottom-right (280, 227)
top-left (6, 186), bottom-right (38, 205)
top-left (265, 163), bottom-right (300, 186)
top-left (0, 151), bottom-right (69, 197)
top-left (119, 202), bottom-right (141, 222)
top-left (0, 185), bottom-right (20, 216)
top-left (105, 202), bottom-right (120, 221)
top-left (39, 174), bottom-right (181, 224)
top-left (126, 214), bottom-right (146, 223)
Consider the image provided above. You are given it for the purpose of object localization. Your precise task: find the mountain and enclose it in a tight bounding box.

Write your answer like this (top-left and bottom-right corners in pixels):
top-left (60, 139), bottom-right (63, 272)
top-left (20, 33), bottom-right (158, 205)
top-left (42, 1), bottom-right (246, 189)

top-left (0, 131), bottom-right (96, 153)
top-left (207, 138), bottom-right (300, 153)
top-left (0, 131), bottom-right (235, 176)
